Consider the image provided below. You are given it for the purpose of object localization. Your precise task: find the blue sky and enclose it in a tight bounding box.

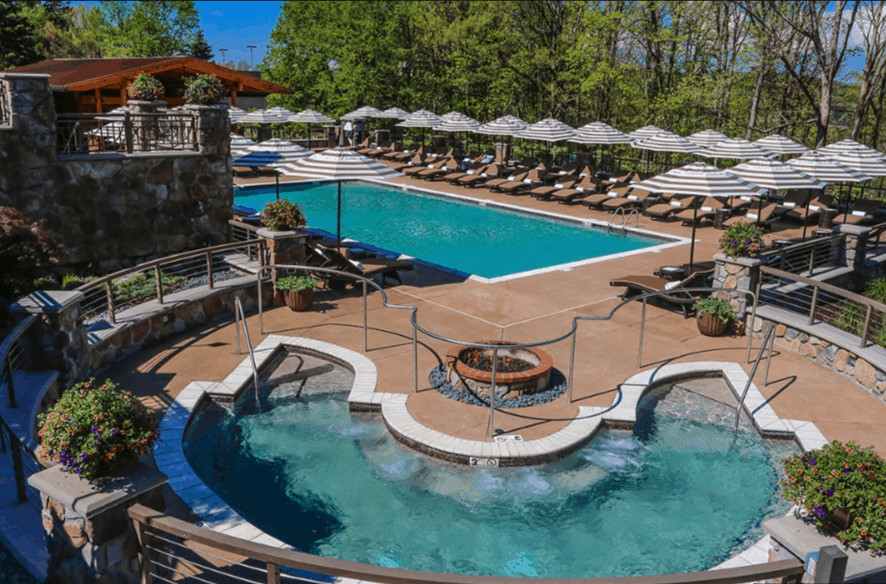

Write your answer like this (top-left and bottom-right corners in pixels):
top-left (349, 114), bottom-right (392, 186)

top-left (196, 1), bottom-right (281, 68)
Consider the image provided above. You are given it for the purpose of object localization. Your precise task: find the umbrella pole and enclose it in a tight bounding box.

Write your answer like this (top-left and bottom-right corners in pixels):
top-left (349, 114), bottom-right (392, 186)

top-left (308, 124), bottom-right (312, 150)
top-left (802, 200), bottom-right (810, 241)
top-left (337, 180), bottom-right (342, 253)
top-left (689, 205), bottom-right (698, 273)
top-left (275, 172), bottom-right (280, 201)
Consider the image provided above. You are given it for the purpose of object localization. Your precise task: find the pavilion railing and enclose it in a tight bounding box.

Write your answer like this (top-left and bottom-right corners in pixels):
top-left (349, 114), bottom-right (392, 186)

top-left (55, 111), bottom-right (197, 155)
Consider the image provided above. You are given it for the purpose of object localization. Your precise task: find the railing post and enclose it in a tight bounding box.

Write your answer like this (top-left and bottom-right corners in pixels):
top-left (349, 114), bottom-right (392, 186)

top-left (362, 281), bottom-right (368, 352)
top-left (154, 266), bottom-right (164, 304)
top-left (412, 326), bottom-right (418, 393)
top-left (124, 110), bottom-right (133, 154)
top-left (808, 285), bottom-right (820, 325)
top-left (567, 331), bottom-right (576, 403)
top-left (487, 347), bottom-right (497, 438)
top-left (808, 241), bottom-right (817, 274)
top-left (266, 562), bottom-right (280, 584)
top-left (206, 251), bottom-right (214, 289)
top-left (861, 304), bottom-right (874, 348)
top-left (106, 282), bottom-right (117, 325)
top-left (637, 297), bottom-right (647, 368)
top-left (4, 354), bottom-right (17, 408)
top-left (132, 520), bottom-right (154, 584)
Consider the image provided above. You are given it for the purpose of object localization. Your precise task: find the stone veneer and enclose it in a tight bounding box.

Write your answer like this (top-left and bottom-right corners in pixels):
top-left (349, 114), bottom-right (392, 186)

top-left (713, 253), bottom-right (762, 316)
top-left (0, 73), bottom-right (233, 271)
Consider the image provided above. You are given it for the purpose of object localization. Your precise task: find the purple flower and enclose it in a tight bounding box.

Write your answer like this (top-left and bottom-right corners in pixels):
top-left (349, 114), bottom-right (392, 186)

top-left (826, 488), bottom-right (834, 496)
top-left (814, 506), bottom-right (826, 518)
top-left (75, 467), bottom-right (83, 474)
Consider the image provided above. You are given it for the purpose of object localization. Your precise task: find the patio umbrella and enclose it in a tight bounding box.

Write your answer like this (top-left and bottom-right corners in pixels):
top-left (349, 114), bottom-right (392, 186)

top-left (515, 117), bottom-right (575, 163)
top-left (341, 105), bottom-right (384, 121)
top-left (376, 107), bottom-right (410, 119)
top-left (634, 161), bottom-right (766, 271)
top-left (786, 152), bottom-right (873, 222)
top-left (476, 115), bottom-right (528, 164)
top-left (433, 113), bottom-right (480, 153)
top-left (230, 133), bottom-right (255, 157)
top-left (232, 138), bottom-right (311, 168)
top-left (818, 138), bottom-right (885, 159)
top-left (396, 109), bottom-right (443, 148)
top-left (687, 129), bottom-right (728, 148)
top-left (631, 132), bottom-right (701, 172)
top-left (728, 158), bottom-right (825, 239)
top-left (288, 109), bottom-right (335, 149)
top-left (568, 122), bottom-right (630, 171)
top-left (626, 125), bottom-right (666, 142)
top-left (276, 148), bottom-right (402, 250)
top-left (754, 134), bottom-right (810, 156)
top-left (226, 106), bottom-right (247, 123)
top-left (239, 108), bottom-right (292, 124)
top-left (700, 138), bottom-right (776, 162)
top-left (821, 151), bottom-right (886, 177)
top-left (439, 111), bottom-right (465, 122)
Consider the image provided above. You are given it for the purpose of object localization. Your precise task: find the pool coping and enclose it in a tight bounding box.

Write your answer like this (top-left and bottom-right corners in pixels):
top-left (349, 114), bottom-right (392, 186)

top-left (234, 178), bottom-right (691, 284)
top-left (154, 336), bottom-right (828, 578)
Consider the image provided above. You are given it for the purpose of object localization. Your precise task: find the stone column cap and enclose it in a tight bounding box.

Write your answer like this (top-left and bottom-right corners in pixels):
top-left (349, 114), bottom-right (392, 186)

top-left (0, 73), bottom-right (51, 80)
top-left (28, 462), bottom-right (167, 519)
top-left (257, 227), bottom-right (308, 241)
top-left (12, 290), bottom-right (84, 315)
top-left (833, 224), bottom-right (871, 236)
top-left (713, 253), bottom-right (764, 268)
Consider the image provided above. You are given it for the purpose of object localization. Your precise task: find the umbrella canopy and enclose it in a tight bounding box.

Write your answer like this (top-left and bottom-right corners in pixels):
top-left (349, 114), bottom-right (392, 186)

top-left (754, 134), bottom-right (810, 155)
top-left (687, 129), bottom-right (728, 148)
top-left (264, 106), bottom-right (294, 119)
top-left (728, 158), bottom-right (825, 192)
top-left (433, 112), bottom-right (480, 133)
top-left (439, 111), bottom-right (464, 122)
top-left (341, 105), bottom-right (384, 121)
top-left (376, 107), bottom-right (410, 119)
top-left (232, 138), bottom-right (311, 167)
top-left (818, 139), bottom-right (885, 159)
top-left (635, 162), bottom-right (766, 270)
top-left (226, 106), bottom-right (247, 123)
top-left (786, 152), bottom-right (873, 184)
top-left (516, 117), bottom-right (575, 142)
top-left (395, 109), bottom-right (444, 128)
top-left (626, 125), bottom-right (666, 142)
top-left (230, 133), bottom-right (255, 147)
top-left (568, 122), bottom-right (631, 145)
top-left (821, 151), bottom-right (886, 177)
top-left (631, 132), bottom-right (702, 153)
top-left (276, 147), bottom-right (402, 179)
top-left (700, 138), bottom-right (776, 160)
top-left (239, 109), bottom-right (291, 124)
top-left (288, 109), bottom-right (335, 124)
top-left (475, 115), bottom-right (528, 137)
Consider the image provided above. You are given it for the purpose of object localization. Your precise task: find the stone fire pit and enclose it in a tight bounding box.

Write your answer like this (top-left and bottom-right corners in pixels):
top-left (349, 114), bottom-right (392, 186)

top-left (445, 342), bottom-right (553, 400)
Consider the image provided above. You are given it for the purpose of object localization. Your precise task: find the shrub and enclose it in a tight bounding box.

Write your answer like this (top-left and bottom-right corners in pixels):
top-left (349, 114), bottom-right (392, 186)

top-left (62, 273), bottom-right (90, 290)
top-left (184, 74), bottom-right (226, 105)
top-left (112, 272), bottom-right (185, 304)
top-left (126, 73), bottom-right (165, 101)
top-left (693, 296), bottom-right (736, 324)
top-left (262, 200), bottom-right (306, 231)
top-left (0, 207), bottom-right (57, 319)
top-left (38, 378), bottom-right (158, 480)
top-left (864, 277), bottom-right (886, 305)
top-left (274, 275), bottom-right (317, 291)
top-left (836, 303), bottom-right (865, 336)
top-left (719, 222), bottom-right (765, 258)
top-left (781, 441), bottom-right (886, 551)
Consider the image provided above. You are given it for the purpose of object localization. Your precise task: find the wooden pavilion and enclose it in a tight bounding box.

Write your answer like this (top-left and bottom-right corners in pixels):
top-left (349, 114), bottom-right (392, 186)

top-left (6, 56), bottom-right (290, 113)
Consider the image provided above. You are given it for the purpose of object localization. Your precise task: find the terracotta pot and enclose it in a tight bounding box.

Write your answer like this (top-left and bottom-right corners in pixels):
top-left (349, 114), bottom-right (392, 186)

top-left (283, 288), bottom-right (313, 312)
top-left (697, 312), bottom-right (728, 336)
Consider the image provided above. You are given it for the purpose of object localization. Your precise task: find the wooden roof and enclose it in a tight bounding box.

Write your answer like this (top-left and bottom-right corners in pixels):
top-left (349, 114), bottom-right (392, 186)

top-left (8, 56), bottom-right (290, 94)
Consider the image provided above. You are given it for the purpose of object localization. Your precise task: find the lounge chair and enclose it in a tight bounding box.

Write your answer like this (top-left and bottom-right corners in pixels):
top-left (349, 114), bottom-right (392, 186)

top-left (529, 179), bottom-right (578, 200)
top-left (418, 158), bottom-right (461, 180)
top-left (600, 188), bottom-right (654, 212)
top-left (579, 183), bottom-right (629, 209)
top-left (306, 244), bottom-right (413, 292)
top-left (643, 195), bottom-right (696, 220)
top-left (548, 176), bottom-right (602, 204)
top-left (782, 193), bottom-right (833, 225)
top-left (391, 152), bottom-right (425, 172)
top-left (675, 196), bottom-right (724, 226)
top-left (609, 269), bottom-right (715, 317)
top-left (723, 202), bottom-right (784, 229)
top-left (834, 198), bottom-right (881, 226)
top-left (486, 170), bottom-right (529, 191)
top-left (496, 168), bottom-right (546, 194)
top-left (403, 157), bottom-right (450, 176)
top-left (458, 164), bottom-right (505, 187)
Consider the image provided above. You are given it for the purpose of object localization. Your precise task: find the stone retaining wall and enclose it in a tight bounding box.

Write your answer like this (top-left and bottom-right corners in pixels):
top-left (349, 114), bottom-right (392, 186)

top-left (0, 73), bottom-right (233, 272)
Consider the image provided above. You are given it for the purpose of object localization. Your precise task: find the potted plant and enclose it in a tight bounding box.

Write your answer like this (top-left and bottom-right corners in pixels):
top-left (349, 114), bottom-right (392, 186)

top-left (275, 275), bottom-right (317, 311)
top-left (719, 221), bottom-right (765, 258)
top-left (262, 200), bottom-right (306, 232)
top-left (693, 296), bottom-right (736, 336)
top-left (184, 74), bottom-right (226, 105)
top-left (781, 441), bottom-right (886, 551)
top-left (37, 378), bottom-right (158, 481)
top-left (126, 73), bottom-right (165, 101)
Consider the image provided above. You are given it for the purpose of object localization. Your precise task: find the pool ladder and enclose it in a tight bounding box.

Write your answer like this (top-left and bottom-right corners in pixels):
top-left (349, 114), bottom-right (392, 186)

top-left (234, 297), bottom-right (263, 405)
top-left (732, 323), bottom-right (777, 432)
top-left (606, 207), bottom-right (640, 233)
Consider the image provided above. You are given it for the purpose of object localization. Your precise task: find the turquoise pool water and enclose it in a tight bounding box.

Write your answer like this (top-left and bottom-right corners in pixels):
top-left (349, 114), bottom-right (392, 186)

top-left (233, 182), bottom-right (665, 279)
top-left (183, 359), bottom-right (795, 579)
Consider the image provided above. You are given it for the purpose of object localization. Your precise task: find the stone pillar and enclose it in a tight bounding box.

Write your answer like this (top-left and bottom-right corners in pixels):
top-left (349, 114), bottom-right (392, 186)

top-left (11, 290), bottom-right (89, 390)
top-left (186, 103), bottom-right (231, 157)
top-left (258, 228), bottom-right (309, 303)
top-left (713, 253), bottom-right (763, 317)
top-left (834, 224), bottom-right (871, 279)
top-left (28, 462), bottom-right (167, 584)
top-left (126, 100), bottom-right (163, 152)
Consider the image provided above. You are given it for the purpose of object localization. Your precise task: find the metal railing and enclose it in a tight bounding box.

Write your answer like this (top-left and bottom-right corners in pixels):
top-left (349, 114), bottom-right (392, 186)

top-left (866, 223), bottom-right (886, 256)
top-left (760, 233), bottom-right (845, 275)
top-left (228, 219), bottom-right (268, 264)
top-left (758, 266), bottom-right (886, 349)
top-left (128, 503), bottom-right (803, 584)
top-left (74, 239), bottom-right (266, 328)
top-left (0, 80), bottom-right (10, 126)
top-left (56, 111), bottom-right (197, 155)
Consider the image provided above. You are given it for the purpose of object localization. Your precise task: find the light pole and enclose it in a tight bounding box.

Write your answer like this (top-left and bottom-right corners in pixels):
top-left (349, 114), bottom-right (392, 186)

top-left (246, 45), bottom-right (257, 69)
top-left (219, 48), bottom-right (228, 65)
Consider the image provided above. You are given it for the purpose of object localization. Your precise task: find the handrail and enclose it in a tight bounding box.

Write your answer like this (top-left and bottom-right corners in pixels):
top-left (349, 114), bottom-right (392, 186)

top-left (0, 315), bottom-right (37, 409)
top-left (760, 265), bottom-right (884, 310)
top-left (606, 207), bottom-right (640, 233)
top-left (760, 233), bottom-right (844, 274)
top-left (234, 298), bottom-right (262, 405)
top-left (733, 323), bottom-right (776, 432)
top-left (128, 503), bottom-right (804, 584)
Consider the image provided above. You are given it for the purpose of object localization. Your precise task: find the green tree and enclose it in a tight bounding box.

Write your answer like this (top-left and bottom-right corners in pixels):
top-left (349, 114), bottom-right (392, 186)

top-left (188, 29), bottom-right (213, 61)
top-left (0, 0), bottom-right (71, 68)
top-left (97, 0), bottom-right (202, 57)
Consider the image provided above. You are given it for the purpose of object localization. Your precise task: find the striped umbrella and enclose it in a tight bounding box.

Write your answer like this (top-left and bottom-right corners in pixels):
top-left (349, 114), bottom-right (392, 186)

top-left (396, 109), bottom-right (444, 147)
top-left (439, 111), bottom-right (465, 122)
top-left (754, 134), bottom-right (810, 155)
top-left (276, 148), bottom-right (401, 249)
top-left (569, 122), bottom-right (630, 145)
top-left (433, 113), bottom-right (480, 133)
top-left (341, 105), bottom-right (384, 120)
top-left (632, 132), bottom-right (701, 153)
top-left (627, 125), bottom-right (666, 142)
top-left (786, 152), bottom-right (873, 184)
top-left (265, 106), bottom-right (294, 119)
top-left (516, 118), bottom-right (575, 142)
top-left (818, 139), bottom-right (885, 159)
top-left (230, 134), bottom-right (255, 155)
top-left (376, 107), bottom-right (410, 119)
top-left (475, 115), bottom-right (528, 137)
top-left (635, 162), bottom-right (766, 270)
top-left (822, 151), bottom-right (886, 177)
top-left (687, 129), bottom-right (728, 148)
top-left (239, 109), bottom-right (291, 124)
top-left (700, 138), bottom-right (776, 160)
top-left (232, 138), bottom-right (311, 167)
top-left (288, 109), bottom-right (336, 149)
top-left (226, 106), bottom-right (247, 123)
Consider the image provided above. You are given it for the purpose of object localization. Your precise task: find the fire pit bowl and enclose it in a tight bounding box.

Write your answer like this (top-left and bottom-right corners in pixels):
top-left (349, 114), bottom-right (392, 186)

top-left (445, 342), bottom-right (553, 401)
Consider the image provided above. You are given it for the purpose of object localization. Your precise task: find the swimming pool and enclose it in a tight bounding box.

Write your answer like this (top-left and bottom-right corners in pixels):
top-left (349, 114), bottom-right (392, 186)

top-left (183, 353), bottom-right (795, 579)
top-left (233, 182), bottom-right (678, 280)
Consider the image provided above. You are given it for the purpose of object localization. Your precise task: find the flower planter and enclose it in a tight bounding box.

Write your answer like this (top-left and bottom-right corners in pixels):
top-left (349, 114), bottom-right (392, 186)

top-left (697, 312), bottom-right (728, 336)
top-left (284, 288), bottom-right (313, 311)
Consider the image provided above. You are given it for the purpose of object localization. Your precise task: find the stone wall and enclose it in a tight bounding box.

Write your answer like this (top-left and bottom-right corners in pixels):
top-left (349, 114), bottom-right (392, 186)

top-left (0, 73), bottom-right (233, 272)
